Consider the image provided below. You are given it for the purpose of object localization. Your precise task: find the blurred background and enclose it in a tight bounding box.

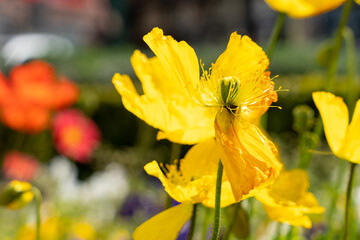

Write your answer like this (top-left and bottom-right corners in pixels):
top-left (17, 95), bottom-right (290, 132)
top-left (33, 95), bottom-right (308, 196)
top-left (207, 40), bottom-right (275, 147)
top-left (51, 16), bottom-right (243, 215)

top-left (0, 0), bottom-right (360, 239)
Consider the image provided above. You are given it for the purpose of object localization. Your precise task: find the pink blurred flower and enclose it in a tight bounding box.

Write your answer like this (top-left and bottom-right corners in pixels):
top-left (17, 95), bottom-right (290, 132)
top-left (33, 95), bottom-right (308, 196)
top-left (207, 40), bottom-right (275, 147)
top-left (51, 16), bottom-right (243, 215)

top-left (3, 151), bottom-right (39, 181)
top-left (52, 109), bottom-right (101, 163)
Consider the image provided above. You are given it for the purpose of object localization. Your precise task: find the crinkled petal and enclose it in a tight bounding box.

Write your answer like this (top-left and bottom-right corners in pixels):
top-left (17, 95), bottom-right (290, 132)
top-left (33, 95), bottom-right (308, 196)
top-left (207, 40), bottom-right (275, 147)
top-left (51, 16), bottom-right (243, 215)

top-left (212, 33), bottom-right (269, 80)
top-left (313, 92), bottom-right (348, 157)
top-left (143, 27), bottom-right (200, 100)
top-left (265, 0), bottom-right (346, 18)
top-left (209, 34), bottom-right (274, 109)
top-left (133, 203), bottom-right (192, 240)
top-left (113, 73), bottom-right (170, 130)
top-left (113, 73), bottom-right (216, 144)
top-left (144, 160), bottom-right (214, 204)
top-left (131, 50), bottom-right (185, 98)
top-left (341, 100), bottom-right (360, 163)
top-left (214, 109), bottom-right (282, 202)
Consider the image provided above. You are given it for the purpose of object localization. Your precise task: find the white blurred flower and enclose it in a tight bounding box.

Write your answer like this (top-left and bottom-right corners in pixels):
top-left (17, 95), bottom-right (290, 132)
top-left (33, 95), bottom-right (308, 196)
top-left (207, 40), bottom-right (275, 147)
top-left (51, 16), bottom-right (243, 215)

top-left (49, 156), bottom-right (129, 204)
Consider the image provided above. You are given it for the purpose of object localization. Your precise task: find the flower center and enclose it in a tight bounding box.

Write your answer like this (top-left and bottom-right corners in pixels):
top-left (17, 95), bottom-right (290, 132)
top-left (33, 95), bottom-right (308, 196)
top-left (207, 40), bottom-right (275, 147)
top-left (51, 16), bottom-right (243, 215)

top-left (220, 76), bottom-right (241, 109)
top-left (61, 126), bottom-right (83, 147)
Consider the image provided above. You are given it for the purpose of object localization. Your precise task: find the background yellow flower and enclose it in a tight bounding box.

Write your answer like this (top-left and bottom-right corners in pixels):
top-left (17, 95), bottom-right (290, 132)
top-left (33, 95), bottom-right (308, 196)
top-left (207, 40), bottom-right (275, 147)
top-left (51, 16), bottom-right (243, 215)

top-left (313, 91), bottom-right (360, 164)
top-left (265, 0), bottom-right (346, 18)
top-left (255, 169), bottom-right (324, 228)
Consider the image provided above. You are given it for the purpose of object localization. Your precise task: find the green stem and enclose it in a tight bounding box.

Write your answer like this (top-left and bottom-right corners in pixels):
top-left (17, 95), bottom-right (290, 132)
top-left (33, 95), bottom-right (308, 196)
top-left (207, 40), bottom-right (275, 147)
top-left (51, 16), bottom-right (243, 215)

top-left (326, 0), bottom-right (354, 92)
top-left (342, 27), bottom-right (357, 115)
top-left (343, 162), bottom-right (356, 240)
top-left (326, 159), bottom-right (347, 240)
top-left (222, 203), bottom-right (240, 240)
top-left (285, 226), bottom-right (295, 240)
top-left (187, 204), bottom-right (198, 240)
top-left (266, 12), bottom-right (286, 60)
top-left (299, 119), bottom-right (323, 169)
top-left (211, 160), bottom-right (223, 240)
top-left (274, 222), bottom-right (282, 239)
top-left (261, 12), bottom-right (286, 130)
top-left (31, 187), bottom-right (42, 240)
top-left (298, 132), bottom-right (308, 169)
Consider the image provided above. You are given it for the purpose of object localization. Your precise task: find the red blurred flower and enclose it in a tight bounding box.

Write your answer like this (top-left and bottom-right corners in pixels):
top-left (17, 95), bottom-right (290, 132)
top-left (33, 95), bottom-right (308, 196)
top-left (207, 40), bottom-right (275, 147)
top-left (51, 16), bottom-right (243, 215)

top-left (0, 60), bottom-right (79, 133)
top-left (52, 109), bottom-right (101, 163)
top-left (3, 151), bottom-right (39, 181)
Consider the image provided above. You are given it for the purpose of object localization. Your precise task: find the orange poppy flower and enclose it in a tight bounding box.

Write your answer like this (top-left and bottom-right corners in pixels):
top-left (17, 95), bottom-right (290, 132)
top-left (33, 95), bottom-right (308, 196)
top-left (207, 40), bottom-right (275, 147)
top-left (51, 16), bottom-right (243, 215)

top-left (0, 60), bottom-right (79, 133)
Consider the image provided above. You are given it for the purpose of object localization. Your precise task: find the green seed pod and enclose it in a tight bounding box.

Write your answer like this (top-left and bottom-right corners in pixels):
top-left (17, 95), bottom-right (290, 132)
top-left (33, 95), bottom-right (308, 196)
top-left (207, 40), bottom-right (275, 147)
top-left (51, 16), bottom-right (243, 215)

top-left (292, 105), bottom-right (315, 133)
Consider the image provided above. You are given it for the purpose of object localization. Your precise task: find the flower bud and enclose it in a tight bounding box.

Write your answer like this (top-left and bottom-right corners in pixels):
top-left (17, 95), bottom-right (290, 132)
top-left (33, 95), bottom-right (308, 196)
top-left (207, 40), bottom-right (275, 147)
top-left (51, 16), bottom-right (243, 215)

top-left (0, 180), bottom-right (34, 210)
top-left (292, 105), bottom-right (315, 133)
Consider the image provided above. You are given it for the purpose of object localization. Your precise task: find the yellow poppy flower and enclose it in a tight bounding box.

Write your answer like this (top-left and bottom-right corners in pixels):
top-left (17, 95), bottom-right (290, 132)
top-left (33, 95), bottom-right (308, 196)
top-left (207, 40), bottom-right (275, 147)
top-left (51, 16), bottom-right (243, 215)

top-left (265, 0), bottom-right (346, 18)
top-left (113, 28), bottom-right (282, 201)
top-left (70, 221), bottom-right (97, 240)
top-left (17, 217), bottom-right (60, 240)
top-left (313, 91), bottom-right (360, 163)
top-left (0, 180), bottom-right (34, 210)
top-left (134, 139), bottom-right (257, 240)
top-left (255, 169), bottom-right (324, 228)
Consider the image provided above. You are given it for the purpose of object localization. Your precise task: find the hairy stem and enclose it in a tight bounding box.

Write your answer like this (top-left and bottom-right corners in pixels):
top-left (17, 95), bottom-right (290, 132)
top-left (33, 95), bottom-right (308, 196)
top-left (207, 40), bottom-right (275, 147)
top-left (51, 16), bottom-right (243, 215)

top-left (211, 160), bottom-right (223, 240)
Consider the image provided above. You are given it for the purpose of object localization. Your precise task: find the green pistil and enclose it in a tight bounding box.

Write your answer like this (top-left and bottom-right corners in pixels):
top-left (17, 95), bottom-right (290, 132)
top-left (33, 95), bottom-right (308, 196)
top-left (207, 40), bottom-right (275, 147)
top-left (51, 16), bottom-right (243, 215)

top-left (220, 77), bottom-right (240, 109)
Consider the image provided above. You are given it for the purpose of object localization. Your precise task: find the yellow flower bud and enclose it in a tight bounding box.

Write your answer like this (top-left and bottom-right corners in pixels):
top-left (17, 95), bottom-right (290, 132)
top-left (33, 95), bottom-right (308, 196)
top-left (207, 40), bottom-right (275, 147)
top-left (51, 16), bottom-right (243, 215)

top-left (0, 180), bottom-right (34, 210)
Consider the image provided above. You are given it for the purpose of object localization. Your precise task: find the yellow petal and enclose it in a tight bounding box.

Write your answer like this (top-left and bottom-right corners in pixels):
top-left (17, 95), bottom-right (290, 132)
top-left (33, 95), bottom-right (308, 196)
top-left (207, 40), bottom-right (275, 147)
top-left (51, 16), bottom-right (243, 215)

top-left (212, 33), bottom-right (269, 80)
top-left (341, 99), bottom-right (360, 163)
top-left (143, 27), bottom-right (200, 100)
top-left (312, 92), bottom-right (348, 157)
top-left (144, 160), bottom-right (215, 204)
top-left (265, 0), bottom-right (346, 18)
top-left (0, 180), bottom-right (34, 210)
top-left (133, 203), bottom-right (192, 240)
top-left (214, 109), bottom-right (282, 202)
top-left (297, 193), bottom-right (325, 214)
top-left (255, 169), bottom-right (324, 228)
top-left (131, 50), bottom-right (185, 98)
top-left (210, 34), bottom-right (274, 109)
top-left (269, 169), bottom-right (308, 202)
top-left (262, 204), bottom-right (313, 228)
top-left (180, 138), bottom-right (220, 179)
top-left (155, 103), bottom-right (217, 144)
top-left (113, 73), bottom-right (170, 131)
top-left (182, 139), bottom-right (259, 207)
top-left (113, 72), bottom-right (216, 144)
top-left (260, 191), bottom-right (325, 228)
